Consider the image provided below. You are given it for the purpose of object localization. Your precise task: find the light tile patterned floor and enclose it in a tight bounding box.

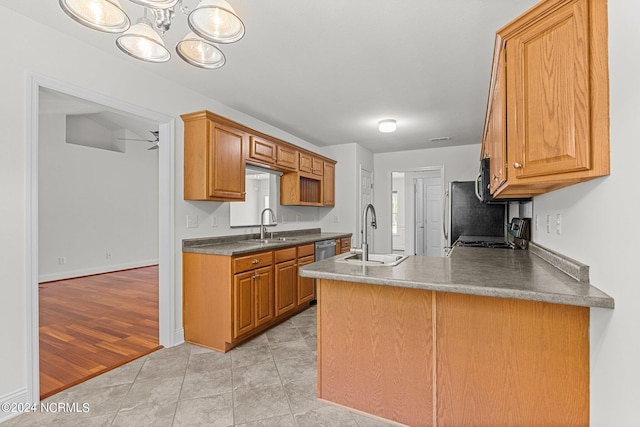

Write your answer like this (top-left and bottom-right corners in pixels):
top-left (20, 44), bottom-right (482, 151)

top-left (4, 306), bottom-right (397, 426)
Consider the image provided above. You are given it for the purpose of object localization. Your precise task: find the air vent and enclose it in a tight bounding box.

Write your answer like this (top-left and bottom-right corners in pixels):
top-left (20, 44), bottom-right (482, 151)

top-left (429, 136), bottom-right (452, 142)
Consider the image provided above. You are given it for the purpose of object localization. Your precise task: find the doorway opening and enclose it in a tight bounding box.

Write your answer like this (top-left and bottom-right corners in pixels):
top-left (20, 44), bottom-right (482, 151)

top-left (390, 167), bottom-right (444, 257)
top-left (26, 74), bottom-right (175, 403)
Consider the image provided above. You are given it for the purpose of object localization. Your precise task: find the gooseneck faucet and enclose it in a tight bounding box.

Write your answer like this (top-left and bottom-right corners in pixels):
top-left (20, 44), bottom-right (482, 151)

top-left (361, 203), bottom-right (377, 261)
top-left (260, 208), bottom-right (277, 240)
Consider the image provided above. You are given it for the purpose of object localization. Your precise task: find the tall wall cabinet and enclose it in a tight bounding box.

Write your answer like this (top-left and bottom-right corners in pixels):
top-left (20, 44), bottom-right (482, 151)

top-left (182, 110), bottom-right (336, 205)
top-left (481, 0), bottom-right (609, 198)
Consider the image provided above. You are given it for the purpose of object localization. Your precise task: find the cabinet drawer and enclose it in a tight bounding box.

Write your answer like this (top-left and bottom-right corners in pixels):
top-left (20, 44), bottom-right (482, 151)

top-left (274, 247), bottom-right (296, 263)
top-left (298, 243), bottom-right (315, 258)
top-left (234, 251), bottom-right (273, 274)
top-left (340, 237), bottom-right (351, 250)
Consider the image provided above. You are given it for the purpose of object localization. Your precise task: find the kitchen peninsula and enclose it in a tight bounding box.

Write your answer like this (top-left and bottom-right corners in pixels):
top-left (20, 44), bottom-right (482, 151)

top-left (300, 245), bottom-right (613, 426)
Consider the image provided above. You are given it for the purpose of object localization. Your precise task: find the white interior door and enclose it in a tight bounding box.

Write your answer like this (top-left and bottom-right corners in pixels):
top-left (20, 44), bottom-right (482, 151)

top-left (414, 176), bottom-right (443, 256)
top-left (359, 168), bottom-right (373, 248)
top-left (425, 182), bottom-right (442, 256)
top-left (414, 179), bottom-right (425, 255)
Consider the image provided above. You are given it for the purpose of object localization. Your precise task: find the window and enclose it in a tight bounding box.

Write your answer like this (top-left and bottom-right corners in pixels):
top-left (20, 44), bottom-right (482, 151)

top-left (392, 191), bottom-right (399, 235)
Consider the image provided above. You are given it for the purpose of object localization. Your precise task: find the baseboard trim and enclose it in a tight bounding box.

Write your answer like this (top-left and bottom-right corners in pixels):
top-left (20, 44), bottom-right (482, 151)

top-left (0, 387), bottom-right (29, 423)
top-left (38, 259), bottom-right (159, 283)
top-left (174, 328), bottom-right (185, 346)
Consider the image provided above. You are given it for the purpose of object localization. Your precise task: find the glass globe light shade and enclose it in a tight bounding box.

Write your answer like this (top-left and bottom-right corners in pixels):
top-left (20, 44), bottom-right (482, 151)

top-left (378, 119), bottom-right (397, 133)
top-left (59, 0), bottom-right (130, 33)
top-left (116, 19), bottom-right (171, 63)
top-left (176, 32), bottom-right (226, 69)
top-left (188, 0), bottom-right (245, 43)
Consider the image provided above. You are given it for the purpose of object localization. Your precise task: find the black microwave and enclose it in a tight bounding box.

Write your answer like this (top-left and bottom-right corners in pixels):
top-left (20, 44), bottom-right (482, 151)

top-left (476, 158), bottom-right (531, 204)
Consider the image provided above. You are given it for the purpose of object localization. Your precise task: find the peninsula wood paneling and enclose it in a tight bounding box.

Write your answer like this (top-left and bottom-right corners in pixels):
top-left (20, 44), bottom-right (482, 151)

top-left (317, 279), bottom-right (434, 426)
top-left (435, 292), bottom-right (589, 427)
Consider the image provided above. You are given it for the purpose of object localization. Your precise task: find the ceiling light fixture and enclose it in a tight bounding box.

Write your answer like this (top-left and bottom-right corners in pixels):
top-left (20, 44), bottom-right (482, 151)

top-left (378, 119), bottom-right (397, 133)
top-left (59, 0), bottom-right (244, 69)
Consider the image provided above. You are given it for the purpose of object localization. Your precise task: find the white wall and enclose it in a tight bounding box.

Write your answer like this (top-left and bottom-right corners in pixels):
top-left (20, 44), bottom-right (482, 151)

top-left (0, 5), bottom-right (326, 404)
top-left (530, 2), bottom-right (640, 424)
top-left (373, 144), bottom-right (480, 253)
top-left (38, 112), bottom-right (158, 282)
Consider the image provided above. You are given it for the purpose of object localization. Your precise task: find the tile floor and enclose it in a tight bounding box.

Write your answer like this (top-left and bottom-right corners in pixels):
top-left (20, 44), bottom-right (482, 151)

top-left (4, 306), bottom-right (397, 426)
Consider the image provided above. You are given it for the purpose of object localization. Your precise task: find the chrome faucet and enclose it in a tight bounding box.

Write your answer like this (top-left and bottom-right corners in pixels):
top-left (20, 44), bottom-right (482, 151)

top-left (361, 203), bottom-right (377, 261)
top-left (260, 208), bottom-right (276, 240)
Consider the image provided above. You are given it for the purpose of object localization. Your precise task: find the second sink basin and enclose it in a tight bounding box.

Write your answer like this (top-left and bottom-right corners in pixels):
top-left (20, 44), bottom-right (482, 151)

top-left (336, 252), bottom-right (408, 266)
top-left (244, 237), bottom-right (298, 244)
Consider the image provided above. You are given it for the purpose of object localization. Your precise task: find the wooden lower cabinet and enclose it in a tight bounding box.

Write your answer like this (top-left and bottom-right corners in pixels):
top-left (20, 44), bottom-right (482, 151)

top-left (184, 246), bottom-right (312, 353)
top-left (232, 262), bottom-right (275, 340)
top-left (297, 255), bottom-right (316, 304)
top-left (318, 279), bottom-right (589, 426)
top-left (275, 249), bottom-right (298, 317)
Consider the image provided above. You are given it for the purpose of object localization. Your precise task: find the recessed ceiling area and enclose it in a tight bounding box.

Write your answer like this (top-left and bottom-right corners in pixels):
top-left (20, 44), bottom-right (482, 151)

top-left (40, 88), bottom-right (159, 153)
top-left (8, 1), bottom-right (540, 153)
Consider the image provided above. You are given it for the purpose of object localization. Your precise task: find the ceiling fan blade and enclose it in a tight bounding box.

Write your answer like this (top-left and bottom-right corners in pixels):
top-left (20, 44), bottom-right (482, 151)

top-left (117, 138), bottom-right (155, 142)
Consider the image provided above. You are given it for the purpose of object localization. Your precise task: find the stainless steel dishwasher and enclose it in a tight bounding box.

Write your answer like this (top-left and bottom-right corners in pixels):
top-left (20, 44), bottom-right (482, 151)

top-left (312, 240), bottom-right (336, 303)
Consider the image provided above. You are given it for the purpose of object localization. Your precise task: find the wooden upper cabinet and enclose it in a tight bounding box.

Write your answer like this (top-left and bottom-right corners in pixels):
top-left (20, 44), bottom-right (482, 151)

top-left (249, 136), bottom-right (276, 165)
top-left (484, 0), bottom-right (609, 199)
top-left (183, 110), bottom-right (337, 204)
top-left (299, 152), bottom-right (313, 173)
top-left (482, 35), bottom-right (507, 194)
top-left (312, 157), bottom-right (324, 176)
top-left (276, 145), bottom-right (299, 170)
top-left (323, 161), bottom-right (335, 206)
top-left (182, 111), bottom-right (246, 201)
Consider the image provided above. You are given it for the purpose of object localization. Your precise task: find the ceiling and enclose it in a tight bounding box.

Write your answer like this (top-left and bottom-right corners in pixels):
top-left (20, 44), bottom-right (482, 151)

top-left (4, 0), bottom-right (538, 153)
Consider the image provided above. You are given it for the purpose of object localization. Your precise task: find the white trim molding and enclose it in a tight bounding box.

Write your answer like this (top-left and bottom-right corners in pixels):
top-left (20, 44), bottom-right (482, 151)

top-left (0, 387), bottom-right (29, 424)
top-left (25, 73), bottom-right (176, 404)
top-left (38, 260), bottom-right (160, 283)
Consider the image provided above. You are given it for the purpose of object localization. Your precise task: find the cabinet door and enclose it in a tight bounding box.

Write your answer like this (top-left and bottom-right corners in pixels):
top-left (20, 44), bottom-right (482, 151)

top-left (275, 259), bottom-right (297, 316)
top-left (276, 145), bottom-right (299, 170)
top-left (254, 266), bottom-right (274, 327)
top-left (484, 37), bottom-right (507, 194)
top-left (233, 271), bottom-right (255, 339)
top-left (507, 0), bottom-right (590, 179)
top-left (312, 157), bottom-right (324, 176)
top-left (323, 162), bottom-right (335, 206)
top-left (249, 136), bottom-right (276, 165)
top-left (210, 124), bottom-right (246, 200)
top-left (299, 152), bottom-right (313, 173)
top-left (297, 255), bottom-right (316, 305)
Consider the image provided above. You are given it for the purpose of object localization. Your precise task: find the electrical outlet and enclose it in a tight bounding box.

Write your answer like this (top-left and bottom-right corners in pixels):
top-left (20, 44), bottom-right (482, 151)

top-left (58, 257), bottom-right (66, 265)
top-left (535, 214), bottom-right (539, 231)
top-left (334, 215), bottom-right (340, 223)
top-left (211, 215), bottom-right (218, 227)
top-left (282, 215), bottom-right (287, 224)
top-left (186, 215), bottom-right (199, 228)
top-left (106, 251), bottom-right (112, 259)
top-left (556, 214), bottom-right (562, 235)
top-left (546, 214), bottom-right (551, 234)
top-left (296, 215), bottom-right (300, 223)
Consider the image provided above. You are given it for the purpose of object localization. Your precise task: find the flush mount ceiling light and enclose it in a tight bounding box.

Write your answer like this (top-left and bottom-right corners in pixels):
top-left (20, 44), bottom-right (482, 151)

top-left (378, 119), bottom-right (397, 133)
top-left (59, 0), bottom-right (244, 69)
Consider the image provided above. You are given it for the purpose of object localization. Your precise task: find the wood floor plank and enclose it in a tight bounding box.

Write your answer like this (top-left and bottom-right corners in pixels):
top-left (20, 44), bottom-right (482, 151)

top-left (39, 266), bottom-right (160, 399)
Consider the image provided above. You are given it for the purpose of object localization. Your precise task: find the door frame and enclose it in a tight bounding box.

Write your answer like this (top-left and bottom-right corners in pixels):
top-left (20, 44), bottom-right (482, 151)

top-left (25, 73), bottom-right (176, 403)
top-left (389, 166), bottom-right (445, 256)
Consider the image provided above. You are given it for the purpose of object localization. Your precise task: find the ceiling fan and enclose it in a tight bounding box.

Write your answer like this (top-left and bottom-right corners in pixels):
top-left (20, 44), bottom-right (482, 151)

top-left (118, 130), bottom-right (160, 150)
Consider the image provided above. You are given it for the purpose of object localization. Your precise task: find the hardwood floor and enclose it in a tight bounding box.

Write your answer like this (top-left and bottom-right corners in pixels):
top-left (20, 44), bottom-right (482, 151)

top-left (39, 266), bottom-right (160, 399)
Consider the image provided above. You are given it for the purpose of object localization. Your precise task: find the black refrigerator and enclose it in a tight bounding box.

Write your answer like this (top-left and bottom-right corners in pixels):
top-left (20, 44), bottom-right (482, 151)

top-left (448, 181), bottom-right (506, 245)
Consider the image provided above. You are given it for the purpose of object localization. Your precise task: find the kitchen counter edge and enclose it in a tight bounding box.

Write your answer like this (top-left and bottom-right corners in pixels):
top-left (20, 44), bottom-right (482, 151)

top-left (299, 247), bottom-right (614, 309)
top-left (183, 231), bottom-right (352, 256)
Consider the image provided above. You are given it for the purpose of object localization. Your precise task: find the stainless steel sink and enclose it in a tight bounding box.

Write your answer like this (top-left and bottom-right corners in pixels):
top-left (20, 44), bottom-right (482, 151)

top-left (336, 252), bottom-right (408, 266)
top-left (242, 237), bottom-right (298, 244)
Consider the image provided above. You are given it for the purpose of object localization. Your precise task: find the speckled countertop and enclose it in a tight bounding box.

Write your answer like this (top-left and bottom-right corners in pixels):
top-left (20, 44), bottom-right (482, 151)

top-left (299, 246), bottom-right (614, 309)
top-left (182, 228), bottom-right (352, 256)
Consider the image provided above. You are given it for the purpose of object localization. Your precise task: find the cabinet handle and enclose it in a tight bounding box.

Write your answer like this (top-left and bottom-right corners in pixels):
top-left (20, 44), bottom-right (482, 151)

top-left (513, 162), bottom-right (522, 169)
top-left (252, 259), bottom-right (259, 264)
top-left (493, 174), bottom-right (499, 181)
